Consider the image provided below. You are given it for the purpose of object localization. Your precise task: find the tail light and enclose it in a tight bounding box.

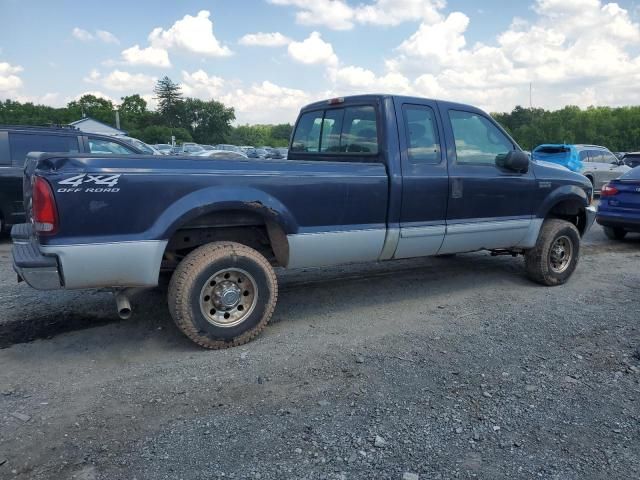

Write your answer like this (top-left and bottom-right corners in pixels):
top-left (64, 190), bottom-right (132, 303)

top-left (600, 183), bottom-right (619, 197)
top-left (33, 176), bottom-right (58, 235)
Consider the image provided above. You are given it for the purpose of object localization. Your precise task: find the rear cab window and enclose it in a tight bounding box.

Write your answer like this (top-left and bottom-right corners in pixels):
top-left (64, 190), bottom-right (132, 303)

top-left (88, 137), bottom-right (137, 155)
top-left (9, 132), bottom-right (80, 166)
top-left (290, 105), bottom-right (379, 159)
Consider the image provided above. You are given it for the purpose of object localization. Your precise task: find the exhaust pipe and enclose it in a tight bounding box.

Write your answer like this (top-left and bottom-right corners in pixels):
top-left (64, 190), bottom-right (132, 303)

top-left (114, 290), bottom-right (133, 320)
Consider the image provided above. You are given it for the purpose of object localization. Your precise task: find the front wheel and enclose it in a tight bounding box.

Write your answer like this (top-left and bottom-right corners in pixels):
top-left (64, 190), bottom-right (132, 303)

top-left (525, 219), bottom-right (580, 286)
top-left (168, 242), bottom-right (278, 349)
top-left (603, 226), bottom-right (627, 241)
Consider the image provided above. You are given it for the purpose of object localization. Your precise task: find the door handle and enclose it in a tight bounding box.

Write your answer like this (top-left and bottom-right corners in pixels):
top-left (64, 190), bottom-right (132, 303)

top-left (452, 178), bottom-right (463, 199)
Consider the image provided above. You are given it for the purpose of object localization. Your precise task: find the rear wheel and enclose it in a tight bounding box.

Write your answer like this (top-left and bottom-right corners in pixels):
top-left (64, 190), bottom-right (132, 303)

top-left (603, 226), bottom-right (627, 241)
top-left (168, 242), bottom-right (278, 349)
top-left (525, 219), bottom-right (580, 286)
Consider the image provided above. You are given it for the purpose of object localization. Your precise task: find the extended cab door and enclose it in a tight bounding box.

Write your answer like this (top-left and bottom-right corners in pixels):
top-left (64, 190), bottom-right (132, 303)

top-left (438, 106), bottom-right (535, 254)
top-left (392, 99), bottom-right (448, 258)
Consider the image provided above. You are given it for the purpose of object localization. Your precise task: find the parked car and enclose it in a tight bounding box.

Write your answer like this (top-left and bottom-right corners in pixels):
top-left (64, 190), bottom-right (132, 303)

top-left (154, 144), bottom-right (174, 155)
top-left (622, 152), bottom-right (640, 168)
top-left (194, 150), bottom-right (248, 160)
top-left (173, 144), bottom-right (205, 155)
top-left (532, 144), bottom-right (630, 193)
top-left (270, 148), bottom-right (288, 160)
top-left (260, 146), bottom-right (275, 158)
top-left (246, 148), bottom-right (268, 159)
top-left (116, 136), bottom-right (162, 155)
top-left (596, 167), bottom-right (640, 240)
top-left (0, 125), bottom-right (142, 232)
top-left (214, 144), bottom-right (243, 153)
top-left (12, 94), bottom-right (595, 349)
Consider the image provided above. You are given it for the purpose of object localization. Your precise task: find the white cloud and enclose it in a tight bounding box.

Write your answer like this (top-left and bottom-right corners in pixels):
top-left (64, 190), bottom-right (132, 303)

top-left (269, 0), bottom-right (445, 30)
top-left (0, 62), bottom-right (24, 95)
top-left (121, 44), bottom-right (171, 68)
top-left (220, 81), bottom-right (312, 124)
top-left (376, 0), bottom-right (640, 112)
top-left (85, 69), bottom-right (157, 92)
top-left (181, 70), bottom-right (225, 98)
top-left (96, 30), bottom-right (120, 45)
top-left (148, 10), bottom-right (232, 57)
top-left (72, 28), bottom-right (120, 44)
top-left (239, 32), bottom-right (292, 47)
top-left (288, 32), bottom-right (338, 66)
top-left (355, 0), bottom-right (445, 26)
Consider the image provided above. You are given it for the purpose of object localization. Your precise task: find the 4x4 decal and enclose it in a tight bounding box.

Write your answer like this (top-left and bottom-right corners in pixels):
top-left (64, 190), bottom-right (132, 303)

top-left (57, 174), bottom-right (121, 193)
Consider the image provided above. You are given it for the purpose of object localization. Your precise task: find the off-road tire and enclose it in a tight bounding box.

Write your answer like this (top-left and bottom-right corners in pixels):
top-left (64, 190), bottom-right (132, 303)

top-left (603, 226), bottom-right (627, 241)
top-left (525, 219), bottom-right (580, 286)
top-left (168, 242), bottom-right (278, 349)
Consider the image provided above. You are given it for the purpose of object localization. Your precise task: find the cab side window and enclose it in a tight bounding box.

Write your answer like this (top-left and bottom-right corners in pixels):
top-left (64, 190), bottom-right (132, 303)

top-left (403, 105), bottom-right (440, 163)
top-left (449, 110), bottom-right (513, 166)
top-left (9, 133), bottom-right (80, 166)
top-left (88, 137), bottom-right (137, 155)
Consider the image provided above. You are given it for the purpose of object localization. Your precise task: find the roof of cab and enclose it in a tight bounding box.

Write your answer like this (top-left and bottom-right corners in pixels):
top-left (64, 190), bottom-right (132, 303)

top-left (299, 94), bottom-right (486, 115)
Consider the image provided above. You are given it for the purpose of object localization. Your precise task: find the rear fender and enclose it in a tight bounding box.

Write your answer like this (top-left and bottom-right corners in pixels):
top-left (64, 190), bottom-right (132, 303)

top-left (148, 186), bottom-right (298, 241)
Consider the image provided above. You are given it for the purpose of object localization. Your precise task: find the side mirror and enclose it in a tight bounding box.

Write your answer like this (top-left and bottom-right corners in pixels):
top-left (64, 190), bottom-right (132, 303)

top-left (496, 150), bottom-right (529, 173)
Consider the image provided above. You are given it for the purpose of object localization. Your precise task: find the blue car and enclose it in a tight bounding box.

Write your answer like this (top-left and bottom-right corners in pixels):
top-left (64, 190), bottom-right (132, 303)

top-left (596, 167), bottom-right (640, 240)
top-left (532, 144), bottom-right (630, 193)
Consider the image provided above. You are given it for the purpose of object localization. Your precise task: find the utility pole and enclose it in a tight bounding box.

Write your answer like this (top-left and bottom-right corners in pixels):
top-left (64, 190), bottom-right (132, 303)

top-left (115, 110), bottom-right (121, 130)
top-left (529, 82), bottom-right (533, 110)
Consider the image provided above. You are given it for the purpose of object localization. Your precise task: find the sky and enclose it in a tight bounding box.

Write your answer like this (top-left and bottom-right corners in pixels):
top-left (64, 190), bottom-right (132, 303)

top-left (1, 0), bottom-right (640, 124)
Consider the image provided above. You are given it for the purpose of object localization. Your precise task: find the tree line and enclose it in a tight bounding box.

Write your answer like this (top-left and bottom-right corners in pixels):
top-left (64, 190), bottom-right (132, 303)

top-left (493, 105), bottom-right (640, 152)
top-left (1, 77), bottom-right (639, 152)
top-left (0, 76), bottom-right (292, 147)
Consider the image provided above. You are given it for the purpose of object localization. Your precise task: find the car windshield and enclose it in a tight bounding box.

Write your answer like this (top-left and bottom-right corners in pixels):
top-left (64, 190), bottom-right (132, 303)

top-left (126, 138), bottom-right (155, 154)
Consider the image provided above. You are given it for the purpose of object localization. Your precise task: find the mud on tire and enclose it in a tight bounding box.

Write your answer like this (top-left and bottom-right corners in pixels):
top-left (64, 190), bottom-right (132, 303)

top-left (525, 219), bottom-right (581, 286)
top-left (168, 242), bottom-right (278, 349)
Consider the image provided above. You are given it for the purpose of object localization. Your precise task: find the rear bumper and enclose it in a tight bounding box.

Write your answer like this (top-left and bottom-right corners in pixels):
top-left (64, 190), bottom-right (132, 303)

top-left (597, 212), bottom-right (640, 232)
top-left (11, 225), bottom-right (62, 290)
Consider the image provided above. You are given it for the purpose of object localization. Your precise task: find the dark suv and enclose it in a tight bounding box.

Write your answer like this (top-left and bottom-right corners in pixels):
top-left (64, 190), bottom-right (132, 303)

top-left (0, 125), bottom-right (142, 232)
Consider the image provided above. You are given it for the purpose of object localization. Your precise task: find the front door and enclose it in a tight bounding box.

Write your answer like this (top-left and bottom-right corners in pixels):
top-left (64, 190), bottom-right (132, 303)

top-left (393, 99), bottom-right (448, 259)
top-left (439, 107), bottom-right (535, 254)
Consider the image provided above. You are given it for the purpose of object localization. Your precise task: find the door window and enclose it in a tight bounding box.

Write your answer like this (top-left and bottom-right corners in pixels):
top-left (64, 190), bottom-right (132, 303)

top-left (449, 110), bottom-right (513, 165)
top-left (588, 150), bottom-right (605, 163)
top-left (9, 133), bottom-right (80, 165)
top-left (88, 137), bottom-right (137, 154)
top-left (403, 105), bottom-right (440, 163)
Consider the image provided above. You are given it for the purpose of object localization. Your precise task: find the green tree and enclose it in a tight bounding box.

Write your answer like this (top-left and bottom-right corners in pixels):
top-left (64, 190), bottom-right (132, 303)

top-left (154, 76), bottom-right (184, 127)
top-left (130, 125), bottom-right (193, 144)
top-left (182, 97), bottom-right (235, 144)
top-left (66, 94), bottom-right (115, 125)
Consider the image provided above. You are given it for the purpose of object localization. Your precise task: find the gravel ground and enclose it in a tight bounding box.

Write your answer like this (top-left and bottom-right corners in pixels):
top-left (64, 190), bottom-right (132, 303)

top-left (0, 226), bottom-right (639, 480)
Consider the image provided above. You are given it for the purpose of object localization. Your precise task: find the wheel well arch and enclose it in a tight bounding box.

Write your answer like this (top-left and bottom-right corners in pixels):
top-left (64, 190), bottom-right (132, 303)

top-left (545, 198), bottom-right (588, 236)
top-left (163, 209), bottom-right (290, 268)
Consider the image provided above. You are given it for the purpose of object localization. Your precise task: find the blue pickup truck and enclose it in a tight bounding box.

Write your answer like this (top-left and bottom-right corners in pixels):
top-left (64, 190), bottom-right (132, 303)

top-left (12, 95), bottom-right (596, 349)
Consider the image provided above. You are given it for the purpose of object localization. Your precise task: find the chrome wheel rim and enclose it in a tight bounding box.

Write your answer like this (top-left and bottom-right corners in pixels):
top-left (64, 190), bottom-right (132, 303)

top-left (549, 235), bottom-right (573, 274)
top-left (199, 268), bottom-right (258, 328)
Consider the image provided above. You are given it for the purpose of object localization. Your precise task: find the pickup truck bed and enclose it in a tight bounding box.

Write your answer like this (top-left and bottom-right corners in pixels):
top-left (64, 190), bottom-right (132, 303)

top-left (13, 94), bottom-right (596, 349)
